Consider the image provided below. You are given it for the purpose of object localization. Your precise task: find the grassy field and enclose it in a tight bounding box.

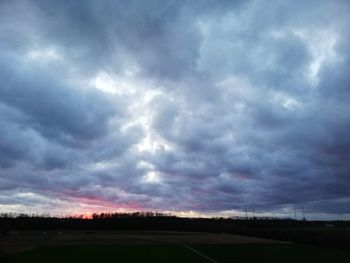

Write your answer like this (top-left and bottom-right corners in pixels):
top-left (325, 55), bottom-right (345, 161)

top-left (4, 244), bottom-right (350, 263)
top-left (6, 245), bottom-right (207, 263)
top-left (2, 231), bottom-right (350, 262)
top-left (194, 244), bottom-right (350, 263)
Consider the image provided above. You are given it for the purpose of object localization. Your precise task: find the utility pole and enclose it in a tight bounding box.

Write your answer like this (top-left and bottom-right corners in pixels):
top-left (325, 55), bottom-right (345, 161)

top-left (245, 207), bottom-right (248, 219)
top-left (302, 207), bottom-right (306, 220)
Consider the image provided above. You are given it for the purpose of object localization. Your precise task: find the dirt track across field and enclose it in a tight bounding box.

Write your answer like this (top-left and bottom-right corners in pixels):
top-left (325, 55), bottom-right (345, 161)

top-left (0, 231), bottom-right (286, 253)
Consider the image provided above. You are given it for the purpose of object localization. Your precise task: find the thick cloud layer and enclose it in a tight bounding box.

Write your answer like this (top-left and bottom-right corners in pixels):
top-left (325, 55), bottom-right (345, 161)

top-left (1, 0), bottom-right (350, 219)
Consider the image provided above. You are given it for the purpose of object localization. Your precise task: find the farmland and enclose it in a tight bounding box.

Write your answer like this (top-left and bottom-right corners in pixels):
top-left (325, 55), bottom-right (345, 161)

top-left (1, 230), bottom-right (350, 262)
top-left (1, 215), bottom-right (350, 262)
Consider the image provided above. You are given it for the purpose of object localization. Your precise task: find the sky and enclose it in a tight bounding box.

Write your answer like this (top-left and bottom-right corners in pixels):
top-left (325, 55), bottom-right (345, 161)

top-left (0, 0), bottom-right (350, 220)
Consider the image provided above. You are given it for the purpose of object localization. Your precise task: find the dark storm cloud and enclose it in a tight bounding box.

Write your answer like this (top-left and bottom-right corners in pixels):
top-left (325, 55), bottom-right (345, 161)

top-left (0, 55), bottom-right (118, 143)
top-left (0, 0), bottom-right (203, 79)
top-left (1, 0), bottom-right (350, 218)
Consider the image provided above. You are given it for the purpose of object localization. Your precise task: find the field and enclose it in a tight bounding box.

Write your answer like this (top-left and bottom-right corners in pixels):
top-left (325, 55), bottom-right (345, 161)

top-left (1, 231), bottom-right (350, 262)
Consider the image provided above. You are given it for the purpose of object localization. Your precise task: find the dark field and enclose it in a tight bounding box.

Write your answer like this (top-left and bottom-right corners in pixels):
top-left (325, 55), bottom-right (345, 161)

top-left (1, 231), bottom-right (350, 263)
top-left (4, 244), bottom-right (350, 263)
top-left (2, 216), bottom-right (350, 262)
top-left (0, 231), bottom-right (280, 253)
top-left (7, 245), bottom-right (208, 263)
top-left (2, 216), bottom-right (350, 248)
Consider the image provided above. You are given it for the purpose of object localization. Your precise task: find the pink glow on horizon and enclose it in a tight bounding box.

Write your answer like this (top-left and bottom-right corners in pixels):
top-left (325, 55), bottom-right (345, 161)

top-left (58, 189), bottom-right (144, 215)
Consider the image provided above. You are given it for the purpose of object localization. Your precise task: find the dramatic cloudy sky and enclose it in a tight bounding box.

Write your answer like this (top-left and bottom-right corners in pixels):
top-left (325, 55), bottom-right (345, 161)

top-left (1, 0), bottom-right (350, 219)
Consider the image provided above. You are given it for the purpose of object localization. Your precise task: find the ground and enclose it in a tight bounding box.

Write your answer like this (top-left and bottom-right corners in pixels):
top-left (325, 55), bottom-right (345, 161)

top-left (1, 231), bottom-right (350, 262)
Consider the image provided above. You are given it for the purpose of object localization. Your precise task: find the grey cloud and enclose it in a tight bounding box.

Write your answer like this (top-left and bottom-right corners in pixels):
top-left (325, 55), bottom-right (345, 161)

top-left (1, 0), bottom-right (350, 218)
top-left (0, 54), bottom-right (119, 145)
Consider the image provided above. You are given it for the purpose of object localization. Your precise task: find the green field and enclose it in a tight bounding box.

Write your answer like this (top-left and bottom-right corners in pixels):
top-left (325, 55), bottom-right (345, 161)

top-left (7, 245), bottom-right (206, 263)
top-left (5, 244), bottom-right (350, 263)
top-left (193, 244), bottom-right (350, 262)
